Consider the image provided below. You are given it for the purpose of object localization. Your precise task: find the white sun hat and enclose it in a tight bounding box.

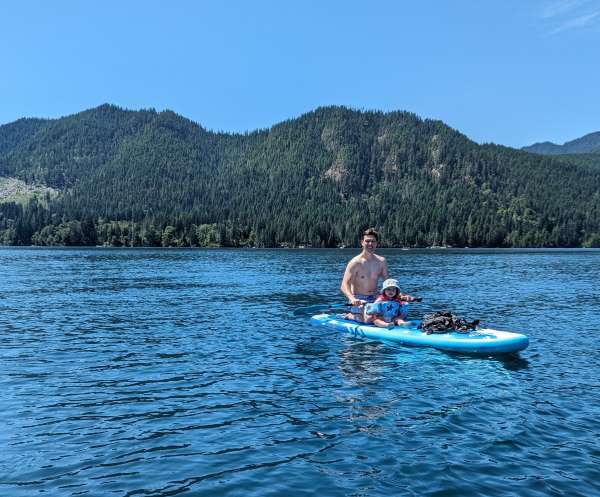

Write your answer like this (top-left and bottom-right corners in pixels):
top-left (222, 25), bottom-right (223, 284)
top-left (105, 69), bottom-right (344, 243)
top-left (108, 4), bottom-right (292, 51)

top-left (381, 279), bottom-right (400, 291)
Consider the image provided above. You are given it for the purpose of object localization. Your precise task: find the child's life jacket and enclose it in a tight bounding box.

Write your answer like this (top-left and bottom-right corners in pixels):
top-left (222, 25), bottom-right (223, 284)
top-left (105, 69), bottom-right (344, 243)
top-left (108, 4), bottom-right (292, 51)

top-left (364, 296), bottom-right (409, 320)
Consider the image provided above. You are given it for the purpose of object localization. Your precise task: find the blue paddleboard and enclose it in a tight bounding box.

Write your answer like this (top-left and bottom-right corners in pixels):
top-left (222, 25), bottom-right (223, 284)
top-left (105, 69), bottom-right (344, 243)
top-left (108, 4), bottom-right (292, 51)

top-left (310, 314), bottom-right (529, 354)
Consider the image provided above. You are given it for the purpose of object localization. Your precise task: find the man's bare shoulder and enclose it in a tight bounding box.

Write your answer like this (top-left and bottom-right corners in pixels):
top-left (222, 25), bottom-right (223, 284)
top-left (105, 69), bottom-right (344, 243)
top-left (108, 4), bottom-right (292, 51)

top-left (374, 253), bottom-right (386, 264)
top-left (346, 254), bottom-right (364, 268)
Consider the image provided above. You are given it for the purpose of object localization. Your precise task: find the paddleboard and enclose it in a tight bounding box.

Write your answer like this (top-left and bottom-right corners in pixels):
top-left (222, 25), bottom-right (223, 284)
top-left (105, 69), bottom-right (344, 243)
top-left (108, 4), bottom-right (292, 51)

top-left (310, 314), bottom-right (528, 354)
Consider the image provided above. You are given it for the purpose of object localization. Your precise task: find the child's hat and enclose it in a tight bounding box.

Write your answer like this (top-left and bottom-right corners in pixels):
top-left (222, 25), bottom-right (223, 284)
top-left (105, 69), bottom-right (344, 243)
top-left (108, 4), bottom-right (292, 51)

top-left (382, 279), bottom-right (400, 291)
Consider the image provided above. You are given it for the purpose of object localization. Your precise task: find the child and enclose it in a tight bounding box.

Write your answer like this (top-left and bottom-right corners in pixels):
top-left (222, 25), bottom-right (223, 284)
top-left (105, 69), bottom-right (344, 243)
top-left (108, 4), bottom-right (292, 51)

top-left (364, 279), bottom-right (421, 328)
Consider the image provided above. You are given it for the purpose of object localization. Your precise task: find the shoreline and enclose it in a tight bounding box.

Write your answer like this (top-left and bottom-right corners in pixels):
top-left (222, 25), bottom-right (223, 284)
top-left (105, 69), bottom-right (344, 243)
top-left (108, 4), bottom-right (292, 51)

top-left (1, 245), bottom-right (598, 251)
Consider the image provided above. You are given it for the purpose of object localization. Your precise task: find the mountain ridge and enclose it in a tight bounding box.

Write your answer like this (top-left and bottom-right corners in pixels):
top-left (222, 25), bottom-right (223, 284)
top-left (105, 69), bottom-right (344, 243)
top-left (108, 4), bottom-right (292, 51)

top-left (1, 104), bottom-right (599, 247)
top-left (523, 131), bottom-right (600, 155)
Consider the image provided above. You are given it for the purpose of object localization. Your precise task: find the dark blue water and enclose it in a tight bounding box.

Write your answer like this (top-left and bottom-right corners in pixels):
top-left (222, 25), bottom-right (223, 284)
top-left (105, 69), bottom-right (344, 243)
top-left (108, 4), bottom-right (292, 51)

top-left (1, 248), bottom-right (599, 497)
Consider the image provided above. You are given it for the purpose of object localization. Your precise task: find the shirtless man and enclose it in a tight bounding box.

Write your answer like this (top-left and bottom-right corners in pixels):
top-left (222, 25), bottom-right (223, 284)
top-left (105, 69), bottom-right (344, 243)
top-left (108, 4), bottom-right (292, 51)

top-left (340, 228), bottom-right (389, 321)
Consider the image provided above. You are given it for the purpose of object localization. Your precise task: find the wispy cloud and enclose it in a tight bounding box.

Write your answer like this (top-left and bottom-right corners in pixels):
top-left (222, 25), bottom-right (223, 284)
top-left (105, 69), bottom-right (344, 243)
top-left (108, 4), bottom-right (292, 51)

top-left (541, 0), bottom-right (600, 34)
top-left (551, 10), bottom-right (600, 33)
top-left (542, 0), bottom-right (586, 19)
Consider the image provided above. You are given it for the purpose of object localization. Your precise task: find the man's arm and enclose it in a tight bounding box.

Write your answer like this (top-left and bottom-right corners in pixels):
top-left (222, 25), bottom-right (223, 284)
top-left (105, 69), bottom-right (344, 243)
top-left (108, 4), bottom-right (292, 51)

top-left (381, 257), bottom-right (389, 281)
top-left (341, 261), bottom-right (362, 305)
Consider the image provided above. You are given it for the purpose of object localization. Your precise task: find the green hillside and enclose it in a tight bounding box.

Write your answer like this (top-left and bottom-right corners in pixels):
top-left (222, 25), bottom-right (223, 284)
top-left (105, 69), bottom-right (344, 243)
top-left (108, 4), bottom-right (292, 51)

top-left (550, 153), bottom-right (600, 172)
top-left (1, 104), bottom-right (599, 247)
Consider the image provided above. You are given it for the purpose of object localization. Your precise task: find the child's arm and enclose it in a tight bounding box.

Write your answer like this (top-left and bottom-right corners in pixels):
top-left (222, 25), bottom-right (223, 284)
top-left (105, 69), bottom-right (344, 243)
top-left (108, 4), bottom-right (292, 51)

top-left (399, 294), bottom-right (422, 302)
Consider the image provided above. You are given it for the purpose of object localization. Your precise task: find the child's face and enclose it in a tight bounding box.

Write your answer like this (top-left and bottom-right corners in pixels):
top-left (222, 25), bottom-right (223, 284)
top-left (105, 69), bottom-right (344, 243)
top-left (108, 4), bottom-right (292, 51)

top-left (384, 287), bottom-right (398, 298)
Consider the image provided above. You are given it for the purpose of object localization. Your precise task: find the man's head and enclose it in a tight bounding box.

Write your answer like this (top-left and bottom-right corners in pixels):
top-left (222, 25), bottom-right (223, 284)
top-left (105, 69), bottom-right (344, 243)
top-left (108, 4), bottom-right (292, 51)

top-left (360, 228), bottom-right (379, 253)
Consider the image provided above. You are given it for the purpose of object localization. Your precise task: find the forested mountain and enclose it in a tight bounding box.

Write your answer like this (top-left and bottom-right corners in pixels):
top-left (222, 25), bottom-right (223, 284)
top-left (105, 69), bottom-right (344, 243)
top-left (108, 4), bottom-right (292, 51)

top-left (1, 104), bottom-right (599, 247)
top-left (550, 153), bottom-right (600, 172)
top-left (0, 118), bottom-right (50, 156)
top-left (523, 131), bottom-right (600, 155)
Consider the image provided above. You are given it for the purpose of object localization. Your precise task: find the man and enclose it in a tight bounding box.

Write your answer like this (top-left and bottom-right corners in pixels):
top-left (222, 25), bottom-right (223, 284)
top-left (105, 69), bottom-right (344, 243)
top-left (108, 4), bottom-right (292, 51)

top-left (340, 228), bottom-right (389, 321)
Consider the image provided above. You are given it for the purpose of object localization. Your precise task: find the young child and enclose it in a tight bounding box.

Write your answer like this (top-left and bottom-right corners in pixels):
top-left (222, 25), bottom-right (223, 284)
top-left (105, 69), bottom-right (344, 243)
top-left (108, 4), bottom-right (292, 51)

top-left (364, 279), bottom-right (421, 328)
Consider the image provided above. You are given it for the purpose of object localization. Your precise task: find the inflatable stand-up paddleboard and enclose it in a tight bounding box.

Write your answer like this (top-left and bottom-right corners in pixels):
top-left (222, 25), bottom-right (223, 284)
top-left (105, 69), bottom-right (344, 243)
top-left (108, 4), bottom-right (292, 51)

top-left (310, 314), bottom-right (529, 354)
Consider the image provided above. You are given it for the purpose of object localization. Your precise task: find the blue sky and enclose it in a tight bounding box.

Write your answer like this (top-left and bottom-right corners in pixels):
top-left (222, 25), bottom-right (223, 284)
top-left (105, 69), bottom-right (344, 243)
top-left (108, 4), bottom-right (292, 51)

top-left (1, 0), bottom-right (599, 147)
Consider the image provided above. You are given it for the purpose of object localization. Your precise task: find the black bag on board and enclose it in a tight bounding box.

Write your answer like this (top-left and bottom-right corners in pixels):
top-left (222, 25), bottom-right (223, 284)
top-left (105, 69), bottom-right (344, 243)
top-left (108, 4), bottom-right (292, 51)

top-left (418, 311), bottom-right (480, 334)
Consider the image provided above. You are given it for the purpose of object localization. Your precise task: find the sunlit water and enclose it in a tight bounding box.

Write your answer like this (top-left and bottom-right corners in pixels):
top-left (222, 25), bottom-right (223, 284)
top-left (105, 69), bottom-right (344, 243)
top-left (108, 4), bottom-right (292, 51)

top-left (0, 248), bottom-right (598, 497)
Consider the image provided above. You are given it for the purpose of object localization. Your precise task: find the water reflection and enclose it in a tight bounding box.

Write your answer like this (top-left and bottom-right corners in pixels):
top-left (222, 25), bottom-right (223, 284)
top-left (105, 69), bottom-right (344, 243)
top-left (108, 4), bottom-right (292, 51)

top-left (336, 341), bottom-right (389, 386)
top-left (442, 350), bottom-right (531, 371)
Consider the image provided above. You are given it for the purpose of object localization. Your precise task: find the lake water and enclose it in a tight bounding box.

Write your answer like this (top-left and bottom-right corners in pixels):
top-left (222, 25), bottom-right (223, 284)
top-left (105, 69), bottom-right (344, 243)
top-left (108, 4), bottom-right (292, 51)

top-left (0, 248), bottom-right (599, 497)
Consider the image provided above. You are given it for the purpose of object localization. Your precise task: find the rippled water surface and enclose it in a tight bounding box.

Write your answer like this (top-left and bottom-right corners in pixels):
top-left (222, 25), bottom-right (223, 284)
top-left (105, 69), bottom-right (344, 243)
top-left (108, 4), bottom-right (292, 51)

top-left (1, 248), bottom-right (599, 497)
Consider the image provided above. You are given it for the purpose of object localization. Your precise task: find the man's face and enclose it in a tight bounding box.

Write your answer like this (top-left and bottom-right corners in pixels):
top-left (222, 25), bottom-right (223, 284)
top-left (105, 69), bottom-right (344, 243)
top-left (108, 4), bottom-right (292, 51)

top-left (361, 235), bottom-right (377, 252)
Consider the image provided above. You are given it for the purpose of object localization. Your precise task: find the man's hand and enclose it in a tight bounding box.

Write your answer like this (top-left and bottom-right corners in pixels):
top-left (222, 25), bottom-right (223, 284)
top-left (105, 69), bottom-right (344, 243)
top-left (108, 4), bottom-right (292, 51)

top-left (351, 298), bottom-right (366, 306)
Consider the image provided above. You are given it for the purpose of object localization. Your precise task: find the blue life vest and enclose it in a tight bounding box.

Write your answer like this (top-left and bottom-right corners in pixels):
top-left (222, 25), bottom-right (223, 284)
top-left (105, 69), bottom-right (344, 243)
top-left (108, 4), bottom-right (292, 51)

top-left (365, 301), bottom-right (408, 319)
